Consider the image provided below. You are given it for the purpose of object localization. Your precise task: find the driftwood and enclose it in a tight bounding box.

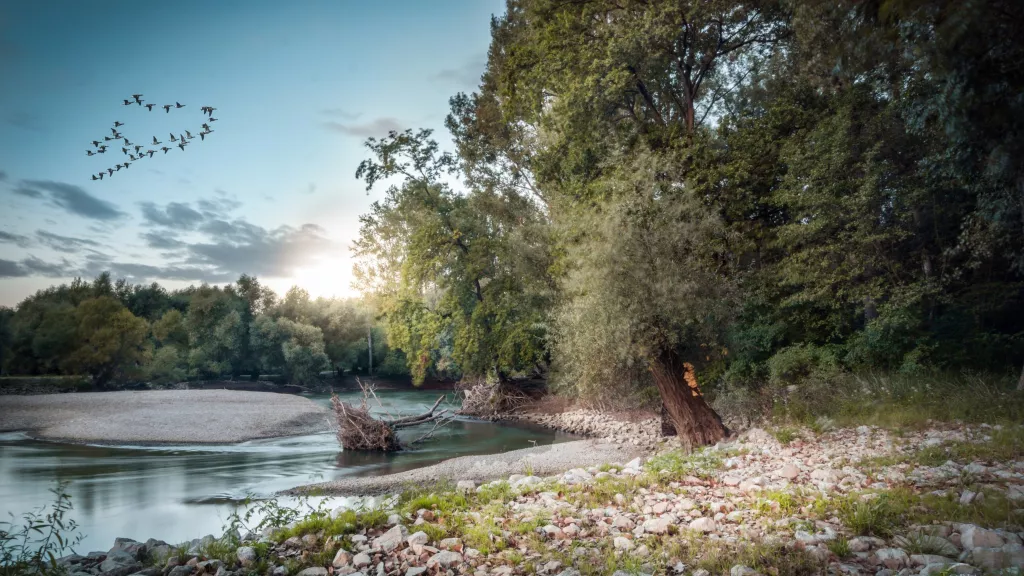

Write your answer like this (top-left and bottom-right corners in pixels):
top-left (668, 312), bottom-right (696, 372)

top-left (459, 379), bottom-right (545, 417)
top-left (331, 380), bottom-right (455, 451)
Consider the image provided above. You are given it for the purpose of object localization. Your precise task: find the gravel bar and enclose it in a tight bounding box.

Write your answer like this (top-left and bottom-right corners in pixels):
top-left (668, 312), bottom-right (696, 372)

top-left (287, 438), bottom-right (647, 496)
top-left (0, 390), bottom-right (333, 444)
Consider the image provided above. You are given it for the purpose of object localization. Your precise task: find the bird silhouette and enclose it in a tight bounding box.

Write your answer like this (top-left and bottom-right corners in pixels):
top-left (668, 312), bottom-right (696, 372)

top-left (115, 164), bottom-right (123, 171)
top-left (169, 133), bottom-right (177, 142)
top-left (175, 102), bottom-right (185, 108)
top-left (178, 142), bottom-right (187, 151)
top-left (107, 168), bottom-right (114, 176)
top-left (98, 147), bottom-right (108, 153)
top-left (185, 130), bottom-right (194, 139)
top-left (110, 127), bottom-right (118, 136)
top-left (121, 147), bottom-right (129, 155)
top-left (91, 174), bottom-right (98, 181)
top-left (161, 147), bottom-right (170, 154)
top-left (179, 133), bottom-right (186, 142)
top-left (104, 136), bottom-right (113, 141)
top-left (98, 173), bottom-right (104, 180)
top-left (114, 121), bottom-right (124, 127)
top-left (201, 123), bottom-right (210, 131)
top-left (123, 138), bottom-right (132, 146)
top-left (134, 145), bottom-right (143, 154)
top-left (208, 117), bottom-right (218, 123)
top-left (86, 150), bottom-right (95, 156)
top-left (91, 140), bottom-right (101, 147)
top-left (163, 104), bottom-right (172, 113)
top-left (145, 104), bottom-right (155, 111)
top-left (129, 154), bottom-right (138, 161)
top-left (200, 106), bottom-right (211, 115)
top-left (123, 99), bottom-right (132, 106)
top-left (199, 132), bottom-right (206, 141)
top-left (132, 94), bottom-right (143, 104)
top-left (123, 162), bottom-right (131, 169)
top-left (147, 150), bottom-right (156, 158)
top-left (152, 136), bottom-right (161, 145)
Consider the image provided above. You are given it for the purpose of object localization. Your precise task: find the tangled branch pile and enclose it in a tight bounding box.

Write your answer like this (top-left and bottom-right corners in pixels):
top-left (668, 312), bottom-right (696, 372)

top-left (460, 380), bottom-right (545, 418)
top-left (331, 380), bottom-right (455, 451)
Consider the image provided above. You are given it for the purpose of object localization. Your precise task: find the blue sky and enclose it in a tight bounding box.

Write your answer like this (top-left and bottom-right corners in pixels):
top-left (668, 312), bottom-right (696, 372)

top-left (0, 0), bottom-right (502, 306)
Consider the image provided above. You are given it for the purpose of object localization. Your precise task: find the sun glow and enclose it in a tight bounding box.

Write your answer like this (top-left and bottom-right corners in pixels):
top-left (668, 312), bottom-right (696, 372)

top-left (271, 257), bottom-right (359, 300)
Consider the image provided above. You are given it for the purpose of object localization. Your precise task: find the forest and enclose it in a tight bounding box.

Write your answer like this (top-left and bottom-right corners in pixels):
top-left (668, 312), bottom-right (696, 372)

top-left (2, 0), bottom-right (1023, 447)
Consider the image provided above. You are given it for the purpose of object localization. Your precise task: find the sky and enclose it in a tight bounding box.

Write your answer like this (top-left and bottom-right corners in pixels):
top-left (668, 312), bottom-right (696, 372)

top-left (0, 0), bottom-right (503, 307)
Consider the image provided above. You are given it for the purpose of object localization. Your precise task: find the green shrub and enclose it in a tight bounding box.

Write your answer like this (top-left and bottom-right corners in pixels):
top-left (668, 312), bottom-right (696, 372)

top-left (0, 482), bottom-right (84, 576)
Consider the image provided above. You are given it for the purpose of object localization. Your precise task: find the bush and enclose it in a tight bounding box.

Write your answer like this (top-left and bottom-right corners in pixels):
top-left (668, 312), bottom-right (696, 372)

top-left (0, 482), bottom-right (83, 576)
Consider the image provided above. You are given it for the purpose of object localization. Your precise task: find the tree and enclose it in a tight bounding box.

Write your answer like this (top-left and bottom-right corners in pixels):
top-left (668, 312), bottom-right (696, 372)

top-left (64, 297), bottom-right (150, 387)
top-left (0, 307), bottom-right (13, 375)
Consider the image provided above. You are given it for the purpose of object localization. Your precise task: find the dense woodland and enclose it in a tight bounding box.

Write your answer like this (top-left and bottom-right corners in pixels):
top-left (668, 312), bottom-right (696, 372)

top-left (0, 274), bottom-right (408, 387)
top-left (2, 0), bottom-right (1023, 446)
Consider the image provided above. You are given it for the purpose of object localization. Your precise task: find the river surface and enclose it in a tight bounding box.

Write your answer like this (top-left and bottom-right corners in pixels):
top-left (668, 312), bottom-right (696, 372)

top-left (0, 390), bottom-right (572, 552)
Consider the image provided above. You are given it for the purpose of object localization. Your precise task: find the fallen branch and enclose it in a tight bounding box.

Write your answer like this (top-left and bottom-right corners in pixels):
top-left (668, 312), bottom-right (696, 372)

top-left (331, 379), bottom-right (456, 452)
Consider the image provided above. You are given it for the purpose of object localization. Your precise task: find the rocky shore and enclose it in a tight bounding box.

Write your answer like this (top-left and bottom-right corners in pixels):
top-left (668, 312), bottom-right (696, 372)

top-left (505, 408), bottom-right (663, 450)
top-left (59, 421), bottom-right (1023, 576)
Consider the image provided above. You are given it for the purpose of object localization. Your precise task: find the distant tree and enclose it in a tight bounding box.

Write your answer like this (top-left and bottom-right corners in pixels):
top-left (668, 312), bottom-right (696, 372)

top-left (64, 297), bottom-right (150, 388)
top-left (0, 307), bottom-right (13, 375)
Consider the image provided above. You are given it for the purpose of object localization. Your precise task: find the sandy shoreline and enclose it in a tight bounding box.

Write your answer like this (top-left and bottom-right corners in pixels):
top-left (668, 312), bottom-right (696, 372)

top-left (0, 389), bottom-right (333, 444)
top-left (286, 438), bottom-right (647, 496)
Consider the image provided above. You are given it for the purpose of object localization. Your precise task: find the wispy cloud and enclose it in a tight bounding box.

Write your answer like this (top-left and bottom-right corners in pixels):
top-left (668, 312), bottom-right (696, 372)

top-left (322, 117), bottom-right (403, 138)
top-left (430, 56), bottom-right (486, 89)
top-left (11, 180), bottom-right (126, 220)
top-left (320, 108), bottom-right (362, 120)
top-left (0, 231), bottom-right (31, 248)
top-left (35, 230), bottom-right (101, 253)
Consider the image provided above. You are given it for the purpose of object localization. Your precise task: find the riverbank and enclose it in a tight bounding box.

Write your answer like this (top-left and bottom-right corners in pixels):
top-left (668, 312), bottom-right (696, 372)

top-left (0, 390), bottom-right (332, 444)
top-left (52, 421), bottom-right (1024, 576)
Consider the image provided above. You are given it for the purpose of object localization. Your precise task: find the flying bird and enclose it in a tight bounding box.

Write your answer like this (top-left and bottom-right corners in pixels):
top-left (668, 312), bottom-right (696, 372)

top-left (121, 147), bottom-right (129, 155)
top-left (152, 136), bottom-right (161, 145)
top-left (179, 133), bottom-right (186, 143)
top-left (169, 133), bottom-right (177, 142)
top-left (114, 121), bottom-right (124, 127)
top-left (104, 136), bottom-right (113, 141)
top-left (107, 168), bottom-right (114, 176)
top-left (145, 103), bottom-right (155, 111)
top-left (134, 145), bottom-right (143, 154)
top-left (123, 138), bottom-right (132, 146)
top-left (175, 102), bottom-right (185, 108)
top-left (98, 147), bottom-right (108, 153)
top-left (161, 147), bottom-right (170, 154)
top-left (115, 164), bottom-right (123, 171)
top-left (201, 123), bottom-right (210, 131)
top-left (86, 150), bottom-right (95, 156)
top-left (91, 174), bottom-right (98, 181)
top-left (123, 99), bottom-right (132, 106)
top-left (97, 173), bottom-right (104, 180)
top-left (147, 150), bottom-right (156, 158)
top-left (200, 106), bottom-right (211, 114)
top-left (91, 140), bottom-right (101, 147)
top-left (132, 94), bottom-right (143, 104)
top-left (129, 154), bottom-right (138, 161)
top-left (123, 162), bottom-right (131, 169)
top-left (163, 104), bottom-right (172, 113)
top-left (185, 130), bottom-right (193, 139)
top-left (208, 117), bottom-right (218, 123)
top-left (177, 142), bottom-right (187, 151)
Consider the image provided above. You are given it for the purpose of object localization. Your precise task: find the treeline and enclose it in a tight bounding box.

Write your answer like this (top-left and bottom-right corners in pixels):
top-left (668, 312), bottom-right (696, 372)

top-left (0, 273), bottom-right (407, 387)
top-left (352, 0), bottom-right (1024, 445)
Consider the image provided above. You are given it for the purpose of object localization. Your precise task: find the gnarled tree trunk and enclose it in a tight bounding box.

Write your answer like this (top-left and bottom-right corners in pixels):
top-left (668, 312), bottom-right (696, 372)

top-left (650, 351), bottom-right (728, 451)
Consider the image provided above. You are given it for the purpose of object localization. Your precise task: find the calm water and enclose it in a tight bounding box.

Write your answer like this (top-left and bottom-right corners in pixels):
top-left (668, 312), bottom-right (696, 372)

top-left (0, 390), bottom-right (572, 552)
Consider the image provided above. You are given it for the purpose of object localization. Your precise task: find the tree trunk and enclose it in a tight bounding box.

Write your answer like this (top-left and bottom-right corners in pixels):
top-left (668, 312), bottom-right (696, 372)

top-left (660, 403), bottom-right (677, 437)
top-left (650, 351), bottom-right (728, 452)
top-left (1017, 361), bottom-right (1024, 392)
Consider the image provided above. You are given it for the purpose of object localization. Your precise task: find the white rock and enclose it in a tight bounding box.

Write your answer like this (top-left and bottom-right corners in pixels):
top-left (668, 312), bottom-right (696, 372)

top-left (688, 517), bottom-right (717, 533)
top-left (426, 551), bottom-right (463, 568)
top-left (352, 552), bottom-right (371, 569)
top-left (456, 480), bottom-right (476, 493)
top-left (236, 547), bottom-right (256, 567)
top-left (730, 565), bottom-right (759, 576)
top-left (405, 567), bottom-right (427, 576)
top-left (642, 518), bottom-right (671, 534)
top-left (332, 549), bottom-right (352, 568)
top-left (613, 536), bottom-right (632, 550)
top-left (961, 525), bottom-right (1005, 550)
top-left (372, 525), bottom-right (405, 553)
top-left (406, 532), bottom-right (428, 547)
top-left (875, 548), bottom-right (909, 569)
top-left (777, 464), bottom-right (799, 479)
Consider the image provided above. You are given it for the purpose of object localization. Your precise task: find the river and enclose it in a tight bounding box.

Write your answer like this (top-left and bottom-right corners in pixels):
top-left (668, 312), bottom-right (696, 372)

top-left (0, 389), bottom-right (572, 552)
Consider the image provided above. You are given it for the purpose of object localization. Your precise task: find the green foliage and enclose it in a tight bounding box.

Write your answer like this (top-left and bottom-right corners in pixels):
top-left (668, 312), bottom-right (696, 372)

top-left (63, 297), bottom-right (150, 388)
top-left (0, 482), bottom-right (84, 576)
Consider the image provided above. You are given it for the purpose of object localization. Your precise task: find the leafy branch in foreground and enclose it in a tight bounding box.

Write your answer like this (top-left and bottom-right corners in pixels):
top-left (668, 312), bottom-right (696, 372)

top-left (0, 482), bottom-right (83, 576)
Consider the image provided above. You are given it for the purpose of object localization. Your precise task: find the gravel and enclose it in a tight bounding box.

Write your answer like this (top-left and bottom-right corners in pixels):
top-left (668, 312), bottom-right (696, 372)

top-left (0, 390), bottom-right (333, 444)
top-left (287, 438), bottom-right (647, 496)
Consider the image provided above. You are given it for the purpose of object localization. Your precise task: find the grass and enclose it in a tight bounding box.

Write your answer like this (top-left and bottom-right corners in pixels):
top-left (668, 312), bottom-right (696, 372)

top-left (826, 536), bottom-right (850, 558)
top-left (772, 426), bottom-right (800, 445)
top-left (644, 446), bottom-right (729, 479)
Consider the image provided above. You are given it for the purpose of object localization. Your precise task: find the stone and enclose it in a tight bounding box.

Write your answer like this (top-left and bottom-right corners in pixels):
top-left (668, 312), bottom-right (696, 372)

top-left (373, 525), bottom-right (405, 553)
top-left (352, 553), bottom-right (371, 569)
top-left (542, 524), bottom-right (564, 539)
top-left (960, 525), bottom-right (1005, 550)
top-left (642, 518), bottom-right (672, 534)
top-left (849, 537), bottom-right (885, 552)
top-left (652, 501), bottom-right (670, 514)
top-left (910, 554), bottom-right (953, 567)
top-left (693, 571), bottom-right (711, 576)
top-left (406, 568), bottom-right (427, 576)
top-left (969, 547), bottom-right (1007, 570)
top-left (778, 464), bottom-right (800, 479)
top-left (875, 548), bottom-right (909, 569)
top-left (726, 511), bottom-right (744, 523)
top-left (612, 516), bottom-right (634, 530)
top-left (332, 549), bottom-right (353, 568)
top-left (99, 549), bottom-right (141, 576)
top-left (514, 476), bottom-right (543, 489)
top-left (296, 569), bottom-right (328, 576)
top-left (438, 538), bottom-right (463, 552)
top-left (426, 551), bottom-right (463, 568)
top-left (167, 567), bottom-right (193, 576)
top-left (613, 536), bottom-right (632, 550)
top-left (456, 480), bottom-right (476, 493)
top-left (406, 531), bottom-right (429, 547)
top-left (688, 517), bottom-right (717, 533)
top-left (730, 565), bottom-right (759, 576)
top-left (272, 567), bottom-right (287, 576)
top-left (557, 570), bottom-right (582, 576)
top-left (386, 513), bottom-right (402, 526)
top-left (541, 560), bottom-right (563, 574)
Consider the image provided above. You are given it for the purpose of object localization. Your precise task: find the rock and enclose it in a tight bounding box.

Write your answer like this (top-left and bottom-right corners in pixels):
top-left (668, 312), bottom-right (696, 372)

top-left (642, 518), bottom-right (672, 534)
top-left (910, 554), bottom-right (954, 567)
top-left (386, 513), bottom-right (402, 526)
top-left (426, 551), bottom-right (463, 568)
top-left (960, 525), bottom-right (1005, 550)
top-left (557, 570), bottom-right (581, 576)
top-left (352, 552), bottom-right (371, 569)
top-left (541, 560), bottom-right (563, 574)
top-left (296, 569), bottom-right (328, 576)
top-left (110, 538), bottom-right (144, 560)
top-left (456, 480), bottom-right (476, 493)
top-left (612, 516), bottom-right (634, 530)
top-left (969, 547), bottom-right (1007, 570)
top-left (373, 525), bottom-right (405, 553)
top-left (777, 464), bottom-right (800, 479)
top-left (406, 568), bottom-right (427, 576)
top-left (438, 538), bottom-right (463, 552)
top-left (407, 531), bottom-right (429, 547)
top-left (613, 536), bottom-right (632, 550)
top-left (272, 567), bottom-right (287, 576)
top-left (167, 567), bottom-right (192, 576)
top-left (542, 524), bottom-right (564, 539)
top-left (730, 565), bottom-right (759, 576)
top-left (332, 549), bottom-right (353, 568)
top-left (692, 571), bottom-right (711, 576)
top-left (652, 501), bottom-right (670, 514)
top-left (514, 476), bottom-right (542, 489)
top-left (726, 511), bottom-right (744, 523)
top-left (236, 546), bottom-right (257, 567)
top-left (688, 517), bottom-right (717, 533)
top-left (624, 457), bottom-right (642, 470)
top-left (849, 537), bottom-right (885, 552)
top-left (99, 549), bottom-right (141, 576)
top-left (875, 548), bottom-right (910, 569)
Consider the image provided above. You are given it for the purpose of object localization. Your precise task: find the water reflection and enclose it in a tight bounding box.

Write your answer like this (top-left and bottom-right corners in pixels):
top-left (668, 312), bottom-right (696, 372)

top-left (0, 390), bottom-right (571, 552)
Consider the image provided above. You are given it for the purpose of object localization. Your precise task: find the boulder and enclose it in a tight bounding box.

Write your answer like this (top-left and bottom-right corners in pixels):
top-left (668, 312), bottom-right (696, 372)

top-left (332, 549), bottom-right (352, 568)
top-left (642, 518), bottom-right (672, 535)
top-left (352, 552), bottom-right (371, 569)
top-left (426, 551), bottom-right (463, 568)
top-left (167, 567), bottom-right (193, 576)
top-left (99, 549), bottom-right (141, 576)
top-left (296, 569), bottom-right (328, 576)
top-left (960, 525), bottom-right (1005, 550)
top-left (406, 531), bottom-right (429, 547)
top-left (777, 464), bottom-right (800, 480)
top-left (373, 525), bottom-right (405, 553)
top-left (236, 547), bottom-right (257, 567)
top-left (688, 517), bottom-right (717, 533)
top-left (613, 536), bottom-right (632, 550)
top-left (456, 480), bottom-right (476, 493)
top-left (406, 568), bottom-right (427, 576)
top-left (874, 548), bottom-right (909, 570)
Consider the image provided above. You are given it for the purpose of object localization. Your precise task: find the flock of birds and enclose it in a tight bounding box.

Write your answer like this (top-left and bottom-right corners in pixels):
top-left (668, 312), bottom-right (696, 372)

top-left (87, 94), bottom-right (218, 181)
